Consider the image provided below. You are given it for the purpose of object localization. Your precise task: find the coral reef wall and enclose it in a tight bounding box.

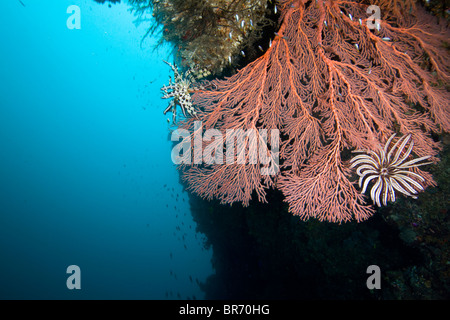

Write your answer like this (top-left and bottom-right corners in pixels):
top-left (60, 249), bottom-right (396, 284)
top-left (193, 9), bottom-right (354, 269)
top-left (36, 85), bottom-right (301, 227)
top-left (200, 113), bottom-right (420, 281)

top-left (122, 0), bottom-right (450, 298)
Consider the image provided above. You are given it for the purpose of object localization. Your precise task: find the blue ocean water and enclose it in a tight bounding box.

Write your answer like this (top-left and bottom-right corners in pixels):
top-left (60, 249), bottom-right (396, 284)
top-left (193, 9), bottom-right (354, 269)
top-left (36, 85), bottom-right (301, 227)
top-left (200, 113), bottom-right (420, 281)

top-left (0, 0), bottom-right (213, 299)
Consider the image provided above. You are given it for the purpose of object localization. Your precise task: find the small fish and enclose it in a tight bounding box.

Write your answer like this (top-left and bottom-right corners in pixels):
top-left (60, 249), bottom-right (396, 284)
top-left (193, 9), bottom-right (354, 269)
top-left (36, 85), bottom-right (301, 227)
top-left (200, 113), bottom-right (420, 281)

top-left (18, 0), bottom-right (26, 7)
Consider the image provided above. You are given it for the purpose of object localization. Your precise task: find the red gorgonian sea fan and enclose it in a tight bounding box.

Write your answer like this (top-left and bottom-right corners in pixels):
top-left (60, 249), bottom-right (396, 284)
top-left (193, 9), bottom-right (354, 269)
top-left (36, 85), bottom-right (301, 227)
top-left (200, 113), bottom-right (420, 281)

top-left (169, 0), bottom-right (449, 223)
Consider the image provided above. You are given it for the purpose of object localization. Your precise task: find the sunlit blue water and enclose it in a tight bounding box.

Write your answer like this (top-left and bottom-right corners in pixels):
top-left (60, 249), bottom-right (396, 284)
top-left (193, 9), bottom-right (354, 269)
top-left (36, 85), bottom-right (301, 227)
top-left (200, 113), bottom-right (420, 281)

top-left (0, 0), bottom-right (213, 299)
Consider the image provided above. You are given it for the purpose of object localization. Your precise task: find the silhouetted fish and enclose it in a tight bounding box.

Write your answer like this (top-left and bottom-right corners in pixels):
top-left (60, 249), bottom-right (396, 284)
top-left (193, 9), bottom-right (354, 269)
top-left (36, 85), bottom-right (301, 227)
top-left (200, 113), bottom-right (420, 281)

top-left (18, 0), bottom-right (26, 7)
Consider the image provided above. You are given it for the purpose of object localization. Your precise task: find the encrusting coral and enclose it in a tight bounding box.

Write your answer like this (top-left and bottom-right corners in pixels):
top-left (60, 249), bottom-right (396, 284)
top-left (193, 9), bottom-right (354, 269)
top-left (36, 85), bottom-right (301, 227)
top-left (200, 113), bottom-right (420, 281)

top-left (129, 0), bottom-right (275, 77)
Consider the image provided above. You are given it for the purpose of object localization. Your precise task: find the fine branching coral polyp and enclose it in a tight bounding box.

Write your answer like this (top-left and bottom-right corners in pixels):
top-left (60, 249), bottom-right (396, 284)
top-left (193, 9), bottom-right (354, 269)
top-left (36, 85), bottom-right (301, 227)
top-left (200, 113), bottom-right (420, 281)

top-left (174, 0), bottom-right (449, 223)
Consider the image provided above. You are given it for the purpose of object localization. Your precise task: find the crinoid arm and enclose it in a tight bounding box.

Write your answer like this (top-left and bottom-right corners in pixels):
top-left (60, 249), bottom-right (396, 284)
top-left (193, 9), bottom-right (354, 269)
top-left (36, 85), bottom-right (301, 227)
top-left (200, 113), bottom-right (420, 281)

top-left (351, 134), bottom-right (434, 207)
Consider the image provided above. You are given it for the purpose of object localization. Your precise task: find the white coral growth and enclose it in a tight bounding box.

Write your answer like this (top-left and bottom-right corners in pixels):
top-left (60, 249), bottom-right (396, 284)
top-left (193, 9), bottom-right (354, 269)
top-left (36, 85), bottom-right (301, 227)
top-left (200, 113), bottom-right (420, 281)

top-left (161, 60), bottom-right (201, 123)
